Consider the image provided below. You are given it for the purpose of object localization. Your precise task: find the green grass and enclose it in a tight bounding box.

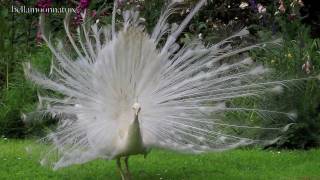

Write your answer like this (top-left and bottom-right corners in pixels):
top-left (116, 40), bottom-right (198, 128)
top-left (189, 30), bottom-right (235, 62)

top-left (1, 139), bottom-right (320, 180)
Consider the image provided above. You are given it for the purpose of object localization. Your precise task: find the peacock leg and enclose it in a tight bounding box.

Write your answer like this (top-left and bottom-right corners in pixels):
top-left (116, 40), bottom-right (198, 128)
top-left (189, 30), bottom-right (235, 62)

top-left (116, 158), bottom-right (125, 180)
top-left (124, 156), bottom-right (131, 179)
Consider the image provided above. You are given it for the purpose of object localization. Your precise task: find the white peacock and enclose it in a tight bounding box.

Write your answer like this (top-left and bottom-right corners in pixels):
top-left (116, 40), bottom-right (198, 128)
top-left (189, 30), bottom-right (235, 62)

top-left (24, 0), bottom-right (309, 179)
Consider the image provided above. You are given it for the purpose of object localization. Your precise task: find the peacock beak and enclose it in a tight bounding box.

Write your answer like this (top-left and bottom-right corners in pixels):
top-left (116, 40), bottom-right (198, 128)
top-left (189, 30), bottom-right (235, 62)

top-left (132, 102), bottom-right (141, 116)
top-left (134, 107), bottom-right (141, 116)
top-left (132, 104), bottom-right (141, 124)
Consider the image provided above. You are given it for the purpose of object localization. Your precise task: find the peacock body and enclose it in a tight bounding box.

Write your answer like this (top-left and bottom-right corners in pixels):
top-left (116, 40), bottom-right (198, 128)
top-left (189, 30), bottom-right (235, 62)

top-left (24, 0), bottom-right (300, 179)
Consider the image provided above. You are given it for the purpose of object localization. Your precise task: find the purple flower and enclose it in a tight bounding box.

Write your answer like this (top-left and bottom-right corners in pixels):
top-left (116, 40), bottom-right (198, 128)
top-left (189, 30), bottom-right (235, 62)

top-left (35, 0), bottom-right (52, 9)
top-left (74, 0), bottom-right (91, 25)
top-left (77, 0), bottom-right (90, 10)
top-left (249, 0), bottom-right (257, 12)
top-left (35, 0), bottom-right (51, 44)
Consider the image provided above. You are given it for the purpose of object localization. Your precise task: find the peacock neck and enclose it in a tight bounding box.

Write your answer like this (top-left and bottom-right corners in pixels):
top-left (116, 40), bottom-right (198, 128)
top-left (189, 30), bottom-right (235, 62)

top-left (125, 112), bottom-right (145, 153)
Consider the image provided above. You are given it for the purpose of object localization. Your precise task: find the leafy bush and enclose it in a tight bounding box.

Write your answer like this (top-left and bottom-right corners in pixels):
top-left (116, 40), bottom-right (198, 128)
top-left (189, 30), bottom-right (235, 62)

top-left (252, 23), bottom-right (320, 149)
top-left (0, 46), bottom-right (52, 138)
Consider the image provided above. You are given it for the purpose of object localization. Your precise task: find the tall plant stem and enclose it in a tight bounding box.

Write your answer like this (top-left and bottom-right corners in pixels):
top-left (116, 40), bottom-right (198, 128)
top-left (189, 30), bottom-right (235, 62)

top-left (8, 0), bottom-right (16, 90)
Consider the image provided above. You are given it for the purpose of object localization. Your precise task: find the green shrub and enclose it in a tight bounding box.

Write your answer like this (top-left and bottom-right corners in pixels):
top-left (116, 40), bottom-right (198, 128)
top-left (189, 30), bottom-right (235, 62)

top-left (252, 23), bottom-right (320, 149)
top-left (0, 47), bottom-right (52, 138)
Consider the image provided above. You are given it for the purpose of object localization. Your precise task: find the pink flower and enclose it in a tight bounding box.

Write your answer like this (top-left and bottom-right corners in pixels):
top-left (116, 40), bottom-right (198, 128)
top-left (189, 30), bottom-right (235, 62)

top-left (302, 60), bottom-right (313, 74)
top-left (278, 0), bottom-right (286, 13)
top-left (257, 3), bottom-right (266, 14)
top-left (92, 10), bottom-right (97, 17)
top-left (74, 0), bottom-right (91, 25)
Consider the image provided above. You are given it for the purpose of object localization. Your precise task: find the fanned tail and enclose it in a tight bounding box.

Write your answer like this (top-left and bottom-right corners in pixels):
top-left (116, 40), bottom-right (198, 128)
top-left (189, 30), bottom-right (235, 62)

top-left (23, 0), bottom-right (317, 169)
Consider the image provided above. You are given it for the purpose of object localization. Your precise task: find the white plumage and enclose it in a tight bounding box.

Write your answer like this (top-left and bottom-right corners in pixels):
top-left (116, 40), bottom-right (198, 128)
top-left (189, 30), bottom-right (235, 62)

top-left (24, 0), bottom-right (296, 179)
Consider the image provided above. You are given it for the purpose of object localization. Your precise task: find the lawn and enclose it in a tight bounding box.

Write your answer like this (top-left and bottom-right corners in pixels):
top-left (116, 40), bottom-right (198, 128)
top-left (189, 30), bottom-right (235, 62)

top-left (0, 139), bottom-right (320, 180)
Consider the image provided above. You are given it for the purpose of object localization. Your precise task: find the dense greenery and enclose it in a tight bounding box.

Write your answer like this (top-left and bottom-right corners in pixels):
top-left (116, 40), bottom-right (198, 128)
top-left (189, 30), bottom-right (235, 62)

top-left (0, 0), bottom-right (319, 149)
top-left (252, 25), bottom-right (320, 149)
top-left (1, 139), bottom-right (320, 179)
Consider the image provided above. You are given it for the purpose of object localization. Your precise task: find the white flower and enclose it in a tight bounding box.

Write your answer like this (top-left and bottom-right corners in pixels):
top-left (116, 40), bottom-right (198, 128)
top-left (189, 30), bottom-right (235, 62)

top-left (239, 2), bottom-right (249, 9)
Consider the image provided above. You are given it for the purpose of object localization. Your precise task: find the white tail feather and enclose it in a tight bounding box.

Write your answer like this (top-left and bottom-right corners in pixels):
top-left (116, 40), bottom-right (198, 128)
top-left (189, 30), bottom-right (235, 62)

top-left (25, 1), bottom-right (306, 169)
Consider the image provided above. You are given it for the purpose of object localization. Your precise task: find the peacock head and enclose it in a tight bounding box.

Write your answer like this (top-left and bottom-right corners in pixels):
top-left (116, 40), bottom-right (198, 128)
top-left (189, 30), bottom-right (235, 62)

top-left (132, 102), bottom-right (141, 116)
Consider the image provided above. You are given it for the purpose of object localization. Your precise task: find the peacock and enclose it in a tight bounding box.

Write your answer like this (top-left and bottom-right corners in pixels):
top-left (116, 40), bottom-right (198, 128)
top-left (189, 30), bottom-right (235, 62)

top-left (23, 0), bottom-right (314, 179)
